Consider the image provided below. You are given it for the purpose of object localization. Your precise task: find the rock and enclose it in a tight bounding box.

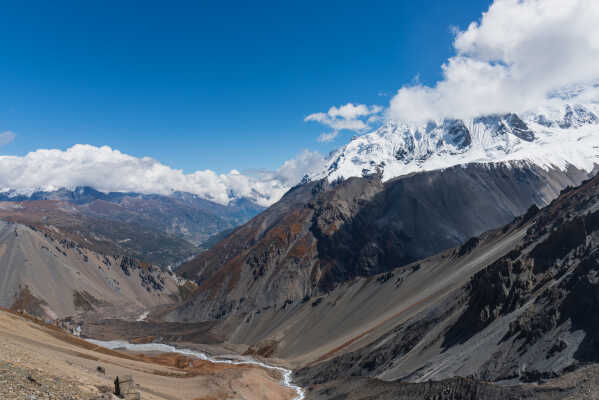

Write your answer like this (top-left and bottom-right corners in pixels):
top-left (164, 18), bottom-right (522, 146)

top-left (97, 365), bottom-right (106, 374)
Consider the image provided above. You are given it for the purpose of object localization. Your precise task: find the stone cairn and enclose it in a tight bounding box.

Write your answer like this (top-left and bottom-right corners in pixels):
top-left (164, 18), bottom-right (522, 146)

top-left (114, 375), bottom-right (141, 400)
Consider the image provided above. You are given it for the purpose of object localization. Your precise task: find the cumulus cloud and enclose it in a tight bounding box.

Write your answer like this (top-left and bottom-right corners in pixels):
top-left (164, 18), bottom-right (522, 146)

top-left (274, 149), bottom-right (325, 183)
top-left (305, 103), bottom-right (383, 142)
top-left (0, 144), bottom-right (325, 206)
top-left (389, 0), bottom-right (599, 122)
top-left (0, 131), bottom-right (16, 147)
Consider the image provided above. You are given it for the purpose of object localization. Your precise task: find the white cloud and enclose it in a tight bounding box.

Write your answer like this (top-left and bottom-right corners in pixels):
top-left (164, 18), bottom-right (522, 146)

top-left (0, 144), bottom-right (325, 206)
top-left (274, 149), bottom-right (326, 183)
top-left (389, 0), bottom-right (599, 122)
top-left (317, 131), bottom-right (339, 143)
top-left (305, 103), bottom-right (383, 142)
top-left (0, 131), bottom-right (16, 147)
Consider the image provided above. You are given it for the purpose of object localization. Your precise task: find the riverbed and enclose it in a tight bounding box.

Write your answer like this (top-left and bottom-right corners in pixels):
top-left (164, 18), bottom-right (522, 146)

top-left (86, 339), bottom-right (305, 400)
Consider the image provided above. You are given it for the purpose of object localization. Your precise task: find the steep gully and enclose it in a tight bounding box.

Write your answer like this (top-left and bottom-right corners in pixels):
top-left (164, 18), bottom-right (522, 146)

top-left (86, 338), bottom-right (305, 400)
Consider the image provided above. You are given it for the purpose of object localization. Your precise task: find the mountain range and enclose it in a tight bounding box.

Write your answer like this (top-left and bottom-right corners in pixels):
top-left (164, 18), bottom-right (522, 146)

top-left (312, 98), bottom-right (599, 184)
top-left (3, 96), bottom-right (599, 399)
top-left (155, 97), bottom-right (599, 397)
top-left (0, 186), bottom-right (264, 267)
top-left (170, 97), bottom-right (599, 322)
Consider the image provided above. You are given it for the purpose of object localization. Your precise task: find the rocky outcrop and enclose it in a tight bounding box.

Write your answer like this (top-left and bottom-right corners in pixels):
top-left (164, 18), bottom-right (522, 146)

top-left (441, 173), bottom-right (599, 374)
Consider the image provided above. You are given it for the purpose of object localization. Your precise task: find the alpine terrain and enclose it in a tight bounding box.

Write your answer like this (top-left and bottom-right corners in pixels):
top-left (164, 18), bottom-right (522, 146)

top-left (3, 1), bottom-right (599, 398)
top-left (4, 98), bottom-right (599, 399)
top-left (152, 97), bottom-right (599, 399)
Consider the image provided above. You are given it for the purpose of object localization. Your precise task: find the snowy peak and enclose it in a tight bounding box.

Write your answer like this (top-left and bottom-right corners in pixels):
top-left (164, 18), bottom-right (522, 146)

top-left (473, 113), bottom-right (535, 142)
top-left (315, 101), bottom-right (599, 182)
top-left (561, 104), bottom-right (598, 129)
top-left (392, 119), bottom-right (472, 165)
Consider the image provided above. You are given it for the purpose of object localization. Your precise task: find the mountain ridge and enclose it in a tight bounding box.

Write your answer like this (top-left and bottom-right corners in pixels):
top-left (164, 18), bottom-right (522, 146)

top-left (312, 100), bottom-right (599, 185)
top-left (170, 160), bottom-right (592, 324)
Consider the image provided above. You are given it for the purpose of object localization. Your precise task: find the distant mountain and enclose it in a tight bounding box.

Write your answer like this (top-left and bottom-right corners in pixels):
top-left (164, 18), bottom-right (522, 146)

top-left (170, 191), bottom-right (266, 234)
top-left (0, 200), bottom-right (198, 267)
top-left (0, 187), bottom-right (265, 248)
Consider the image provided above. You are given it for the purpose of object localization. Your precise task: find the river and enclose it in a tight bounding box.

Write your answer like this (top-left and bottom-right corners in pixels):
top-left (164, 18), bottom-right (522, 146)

top-left (86, 339), bottom-right (305, 400)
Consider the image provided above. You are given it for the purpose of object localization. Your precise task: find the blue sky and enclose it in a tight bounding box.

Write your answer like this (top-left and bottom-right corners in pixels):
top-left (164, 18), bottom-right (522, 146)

top-left (0, 0), bottom-right (492, 174)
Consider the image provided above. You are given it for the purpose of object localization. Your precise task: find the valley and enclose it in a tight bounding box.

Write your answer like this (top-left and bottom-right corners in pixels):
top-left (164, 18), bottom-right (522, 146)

top-left (3, 168), bottom-right (599, 399)
top-left (4, 154), bottom-right (599, 399)
top-left (4, 2), bottom-right (599, 398)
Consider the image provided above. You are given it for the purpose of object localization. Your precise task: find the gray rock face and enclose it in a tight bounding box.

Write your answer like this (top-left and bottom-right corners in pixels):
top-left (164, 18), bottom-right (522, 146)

top-left (303, 375), bottom-right (567, 400)
top-left (504, 113), bottom-right (535, 141)
top-left (474, 113), bottom-right (535, 142)
top-left (443, 174), bottom-right (599, 374)
top-left (559, 104), bottom-right (599, 129)
top-left (0, 221), bottom-right (179, 320)
top-left (443, 119), bottom-right (472, 148)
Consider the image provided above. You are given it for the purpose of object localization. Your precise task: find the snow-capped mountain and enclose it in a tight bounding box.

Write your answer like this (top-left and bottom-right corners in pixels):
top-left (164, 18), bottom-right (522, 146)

top-left (312, 101), bottom-right (599, 183)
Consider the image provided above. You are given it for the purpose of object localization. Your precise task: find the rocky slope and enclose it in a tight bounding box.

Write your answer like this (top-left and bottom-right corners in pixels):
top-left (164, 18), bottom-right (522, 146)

top-left (170, 161), bottom-right (591, 323)
top-left (303, 368), bottom-right (599, 400)
top-left (289, 172), bottom-right (599, 398)
top-left (0, 220), bottom-right (180, 321)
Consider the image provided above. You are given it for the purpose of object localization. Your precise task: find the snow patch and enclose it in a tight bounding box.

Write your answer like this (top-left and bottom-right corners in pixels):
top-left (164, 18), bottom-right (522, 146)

top-left (135, 311), bottom-right (149, 322)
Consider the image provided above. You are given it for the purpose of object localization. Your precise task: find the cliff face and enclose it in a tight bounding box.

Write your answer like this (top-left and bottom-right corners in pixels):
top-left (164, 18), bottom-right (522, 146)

top-left (170, 161), bottom-right (590, 323)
